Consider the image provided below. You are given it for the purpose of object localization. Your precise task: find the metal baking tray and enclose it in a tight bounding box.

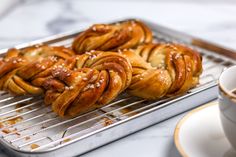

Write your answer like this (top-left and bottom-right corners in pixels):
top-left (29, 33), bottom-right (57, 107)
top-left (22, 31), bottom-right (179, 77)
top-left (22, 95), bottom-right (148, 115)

top-left (0, 18), bottom-right (236, 157)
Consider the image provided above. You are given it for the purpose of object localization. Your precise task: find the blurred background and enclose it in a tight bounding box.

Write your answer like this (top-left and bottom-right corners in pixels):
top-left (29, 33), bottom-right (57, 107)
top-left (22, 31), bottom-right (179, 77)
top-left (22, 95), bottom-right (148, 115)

top-left (0, 0), bottom-right (236, 50)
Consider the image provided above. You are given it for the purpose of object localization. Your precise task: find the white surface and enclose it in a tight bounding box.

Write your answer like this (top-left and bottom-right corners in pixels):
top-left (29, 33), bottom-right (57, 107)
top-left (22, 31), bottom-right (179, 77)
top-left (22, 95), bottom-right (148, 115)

top-left (175, 103), bottom-right (235, 157)
top-left (0, 0), bottom-right (236, 157)
top-left (1, 0), bottom-right (236, 50)
top-left (0, 0), bottom-right (20, 18)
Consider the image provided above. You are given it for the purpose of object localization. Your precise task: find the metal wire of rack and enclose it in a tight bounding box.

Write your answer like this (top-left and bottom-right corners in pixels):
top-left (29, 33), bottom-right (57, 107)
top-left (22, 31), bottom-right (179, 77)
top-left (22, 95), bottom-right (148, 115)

top-left (0, 19), bottom-right (235, 157)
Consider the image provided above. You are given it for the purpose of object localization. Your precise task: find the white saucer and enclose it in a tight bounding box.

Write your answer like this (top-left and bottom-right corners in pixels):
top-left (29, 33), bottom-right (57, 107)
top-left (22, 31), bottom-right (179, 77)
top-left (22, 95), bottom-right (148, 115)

top-left (174, 102), bottom-right (236, 157)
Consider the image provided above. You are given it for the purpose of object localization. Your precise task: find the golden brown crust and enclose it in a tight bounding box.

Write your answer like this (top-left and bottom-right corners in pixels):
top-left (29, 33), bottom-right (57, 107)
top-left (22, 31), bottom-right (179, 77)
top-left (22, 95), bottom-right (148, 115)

top-left (72, 20), bottom-right (153, 53)
top-left (43, 51), bottom-right (132, 117)
top-left (121, 50), bottom-right (172, 99)
top-left (72, 20), bottom-right (202, 99)
top-left (0, 20), bottom-right (203, 117)
top-left (128, 43), bottom-right (202, 98)
top-left (0, 45), bottom-right (75, 95)
top-left (0, 44), bottom-right (132, 117)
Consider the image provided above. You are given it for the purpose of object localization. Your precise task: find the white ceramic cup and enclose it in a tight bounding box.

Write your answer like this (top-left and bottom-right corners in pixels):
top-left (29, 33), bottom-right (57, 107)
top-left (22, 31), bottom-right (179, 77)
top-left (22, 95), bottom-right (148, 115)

top-left (219, 65), bottom-right (236, 149)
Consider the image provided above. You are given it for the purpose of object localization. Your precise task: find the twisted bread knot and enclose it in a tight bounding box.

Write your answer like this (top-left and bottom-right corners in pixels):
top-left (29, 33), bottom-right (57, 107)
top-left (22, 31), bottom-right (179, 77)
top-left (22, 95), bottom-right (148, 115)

top-left (0, 45), bottom-right (75, 95)
top-left (71, 20), bottom-right (203, 99)
top-left (72, 20), bottom-right (153, 53)
top-left (121, 43), bottom-right (202, 99)
top-left (42, 51), bottom-right (132, 117)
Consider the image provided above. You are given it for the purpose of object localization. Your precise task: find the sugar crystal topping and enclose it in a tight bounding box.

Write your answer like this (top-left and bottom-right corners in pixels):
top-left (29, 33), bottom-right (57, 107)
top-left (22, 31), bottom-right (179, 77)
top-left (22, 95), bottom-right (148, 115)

top-left (187, 67), bottom-right (191, 72)
top-left (92, 27), bottom-right (97, 31)
top-left (65, 86), bottom-right (74, 90)
top-left (82, 77), bottom-right (88, 81)
top-left (96, 82), bottom-right (101, 87)
top-left (128, 26), bottom-right (133, 31)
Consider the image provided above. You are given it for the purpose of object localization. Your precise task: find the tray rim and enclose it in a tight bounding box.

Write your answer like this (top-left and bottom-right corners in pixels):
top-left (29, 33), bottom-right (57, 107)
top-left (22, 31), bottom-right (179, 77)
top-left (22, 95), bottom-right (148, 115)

top-left (0, 82), bottom-right (217, 155)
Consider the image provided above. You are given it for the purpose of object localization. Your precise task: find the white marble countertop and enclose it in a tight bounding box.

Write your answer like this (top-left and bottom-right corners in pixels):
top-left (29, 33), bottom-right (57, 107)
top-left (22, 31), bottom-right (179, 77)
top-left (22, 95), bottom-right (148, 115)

top-left (0, 0), bottom-right (236, 156)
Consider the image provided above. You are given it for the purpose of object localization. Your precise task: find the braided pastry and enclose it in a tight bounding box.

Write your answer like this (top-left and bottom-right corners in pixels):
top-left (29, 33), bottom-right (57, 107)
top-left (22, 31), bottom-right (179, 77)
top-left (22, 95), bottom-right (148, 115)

top-left (0, 45), bottom-right (75, 95)
top-left (0, 19), bottom-right (203, 117)
top-left (71, 20), bottom-right (202, 99)
top-left (72, 20), bottom-right (153, 53)
top-left (0, 44), bottom-right (132, 117)
top-left (122, 43), bottom-right (202, 99)
top-left (42, 51), bottom-right (132, 117)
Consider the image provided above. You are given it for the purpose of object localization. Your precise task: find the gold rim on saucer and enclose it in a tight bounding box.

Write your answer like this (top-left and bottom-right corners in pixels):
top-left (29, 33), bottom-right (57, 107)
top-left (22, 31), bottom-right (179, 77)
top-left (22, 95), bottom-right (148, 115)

top-left (174, 101), bottom-right (218, 157)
